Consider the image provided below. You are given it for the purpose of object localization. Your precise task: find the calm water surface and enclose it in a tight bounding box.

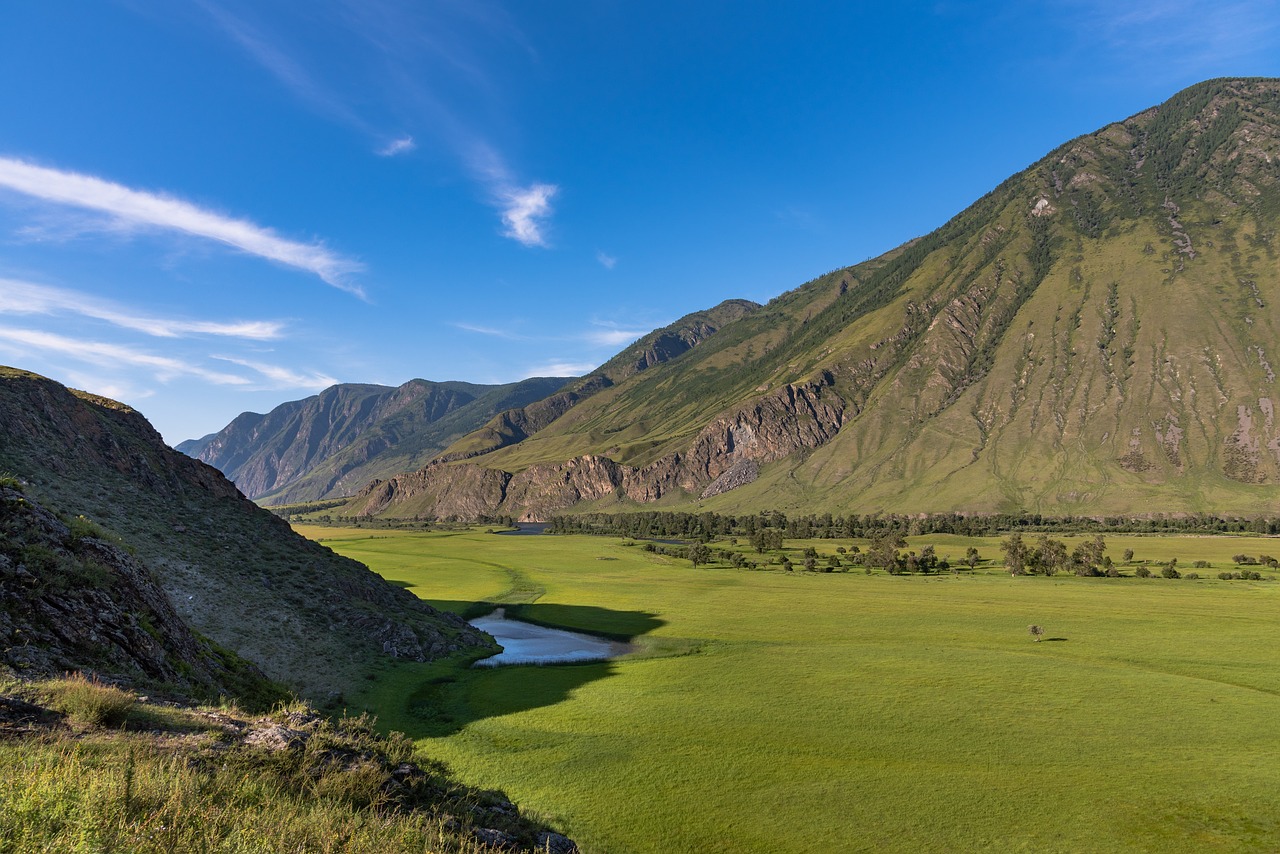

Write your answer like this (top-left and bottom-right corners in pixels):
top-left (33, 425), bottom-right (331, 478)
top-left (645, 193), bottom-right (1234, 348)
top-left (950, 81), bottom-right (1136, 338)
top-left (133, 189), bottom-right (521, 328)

top-left (470, 608), bottom-right (629, 667)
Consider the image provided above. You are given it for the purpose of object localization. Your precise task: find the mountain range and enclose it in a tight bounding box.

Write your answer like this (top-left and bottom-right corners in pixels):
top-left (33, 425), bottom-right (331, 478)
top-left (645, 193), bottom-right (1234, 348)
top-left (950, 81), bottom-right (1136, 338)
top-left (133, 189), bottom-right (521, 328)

top-left (191, 78), bottom-right (1280, 520)
top-left (178, 376), bottom-right (571, 505)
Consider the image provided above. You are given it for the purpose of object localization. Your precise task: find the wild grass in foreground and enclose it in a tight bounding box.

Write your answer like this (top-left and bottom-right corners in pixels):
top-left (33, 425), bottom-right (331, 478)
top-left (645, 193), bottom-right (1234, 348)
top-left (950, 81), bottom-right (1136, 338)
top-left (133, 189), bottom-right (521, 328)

top-left (0, 676), bottom-right (574, 853)
top-left (317, 527), bottom-right (1280, 854)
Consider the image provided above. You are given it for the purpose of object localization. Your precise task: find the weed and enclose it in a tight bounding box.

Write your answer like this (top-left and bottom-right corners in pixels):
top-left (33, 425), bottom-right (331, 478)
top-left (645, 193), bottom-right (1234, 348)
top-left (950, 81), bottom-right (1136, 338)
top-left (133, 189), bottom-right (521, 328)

top-left (44, 673), bottom-right (136, 727)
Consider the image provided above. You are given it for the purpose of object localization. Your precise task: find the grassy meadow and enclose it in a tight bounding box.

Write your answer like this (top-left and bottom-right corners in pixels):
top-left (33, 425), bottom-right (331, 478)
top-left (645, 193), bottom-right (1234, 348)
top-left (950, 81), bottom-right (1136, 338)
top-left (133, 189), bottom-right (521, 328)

top-left (303, 525), bottom-right (1280, 853)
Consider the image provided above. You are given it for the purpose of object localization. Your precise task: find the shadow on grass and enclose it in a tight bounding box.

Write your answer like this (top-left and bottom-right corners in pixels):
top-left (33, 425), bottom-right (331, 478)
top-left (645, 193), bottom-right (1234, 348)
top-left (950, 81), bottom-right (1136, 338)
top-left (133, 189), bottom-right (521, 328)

top-left (498, 602), bottom-right (664, 642)
top-left (392, 602), bottom-right (665, 739)
top-left (1045, 637), bottom-right (1069, 642)
top-left (384, 579), bottom-right (414, 589)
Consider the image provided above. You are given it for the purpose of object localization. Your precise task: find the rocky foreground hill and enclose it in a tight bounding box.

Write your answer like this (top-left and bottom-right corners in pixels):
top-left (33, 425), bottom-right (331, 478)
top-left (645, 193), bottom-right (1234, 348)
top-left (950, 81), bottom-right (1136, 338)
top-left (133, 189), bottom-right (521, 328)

top-left (346, 78), bottom-right (1280, 520)
top-left (0, 367), bottom-right (493, 699)
top-left (0, 482), bottom-right (280, 703)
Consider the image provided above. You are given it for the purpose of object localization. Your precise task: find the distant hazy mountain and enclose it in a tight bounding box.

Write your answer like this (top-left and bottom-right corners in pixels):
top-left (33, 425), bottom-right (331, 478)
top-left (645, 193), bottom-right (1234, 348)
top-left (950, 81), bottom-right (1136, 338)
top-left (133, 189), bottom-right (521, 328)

top-left (178, 376), bottom-right (570, 504)
top-left (349, 78), bottom-right (1280, 520)
top-left (0, 367), bottom-right (492, 699)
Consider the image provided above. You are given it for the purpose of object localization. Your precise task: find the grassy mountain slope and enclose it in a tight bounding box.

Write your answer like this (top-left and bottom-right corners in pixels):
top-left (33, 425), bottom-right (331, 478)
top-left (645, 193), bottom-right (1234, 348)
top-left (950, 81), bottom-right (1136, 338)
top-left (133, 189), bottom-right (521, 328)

top-left (182, 376), bottom-right (569, 504)
top-left (437, 299), bottom-right (760, 464)
top-left (360, 78), bottom-right (1280, 520)
top-left (0, 368), bottom-right (493, 698)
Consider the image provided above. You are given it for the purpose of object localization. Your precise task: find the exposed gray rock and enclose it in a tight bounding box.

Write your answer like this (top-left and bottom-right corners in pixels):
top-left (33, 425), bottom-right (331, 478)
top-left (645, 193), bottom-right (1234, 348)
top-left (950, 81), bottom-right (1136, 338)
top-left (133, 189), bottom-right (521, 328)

top-left (244, 721), bottom-right (308, 752)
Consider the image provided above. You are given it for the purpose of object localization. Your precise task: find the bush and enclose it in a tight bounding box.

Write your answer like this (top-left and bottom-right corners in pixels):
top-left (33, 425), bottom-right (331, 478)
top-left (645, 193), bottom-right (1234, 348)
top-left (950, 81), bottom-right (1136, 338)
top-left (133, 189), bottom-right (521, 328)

top-left (1135, 567), bottom-right (1152, 578)
top-left (1183, 572), bottom-right (1199, 580)
top-left (1219, 572), bottom-right (1234, 580)
top-left (1161, 566), bottom-right (1181, 579)
top-left (1192, 560), bottom-right (1210, 568)
top-left (45, 673), bottom-right (136, 727)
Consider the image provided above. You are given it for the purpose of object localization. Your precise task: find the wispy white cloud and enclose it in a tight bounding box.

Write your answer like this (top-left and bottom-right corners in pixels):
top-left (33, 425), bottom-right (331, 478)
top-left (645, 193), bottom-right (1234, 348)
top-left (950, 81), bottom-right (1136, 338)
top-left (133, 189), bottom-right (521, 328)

top-left (596, 251), bottom-right (617, 270)
top-left (377, 136), bottom-right (416, 157)
top-left (498, 183), bottom-right (557, 248)
top-left (453, 321), bottom-right (522, 339)
top-left (0, 157), bottom-right (364, 295)
top-left (60, 371), bottom-right (155, 404)
top-left (211, 355), bottom-right (338, 389)
top-left (195, 1), bottom-right (558, 248)
top-left (523, 360), bottom-right (595, 378)
top-left (584, 322), bottom-right (646, 348)
top-left (0, 277), bottom-right (284, 339)
top-left (197, 0), bottom-right (374, 135)
top-left (1052, 0), bottom-right (1280, 73)
top-left (0, 326), bottom-right (251, 385)
top-left (454, 317), bottom-right (649, 349)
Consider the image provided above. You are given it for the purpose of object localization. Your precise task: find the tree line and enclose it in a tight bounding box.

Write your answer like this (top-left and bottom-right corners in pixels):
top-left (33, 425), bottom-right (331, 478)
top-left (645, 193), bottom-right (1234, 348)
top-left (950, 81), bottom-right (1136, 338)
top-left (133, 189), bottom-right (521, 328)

top-left (546, 510), bottom-right (1280, 541)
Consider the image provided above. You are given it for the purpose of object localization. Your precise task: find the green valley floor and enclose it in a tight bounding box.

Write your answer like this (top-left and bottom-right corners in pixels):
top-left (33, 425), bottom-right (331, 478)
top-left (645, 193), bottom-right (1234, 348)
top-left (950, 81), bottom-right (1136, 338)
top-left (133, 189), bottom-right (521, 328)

top-left (299, 526), bottom-right (1280, 853)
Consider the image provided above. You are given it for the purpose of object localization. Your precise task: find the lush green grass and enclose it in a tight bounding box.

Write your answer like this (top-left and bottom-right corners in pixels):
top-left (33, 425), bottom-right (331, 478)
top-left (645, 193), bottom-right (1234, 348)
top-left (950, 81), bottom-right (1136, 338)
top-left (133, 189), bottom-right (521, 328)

top-left (318, 527), bottom-right (1280, 853)
top-left (297, 526), bottom-right (513, 614)
top-left (0, 684), bottom-right (531, 854)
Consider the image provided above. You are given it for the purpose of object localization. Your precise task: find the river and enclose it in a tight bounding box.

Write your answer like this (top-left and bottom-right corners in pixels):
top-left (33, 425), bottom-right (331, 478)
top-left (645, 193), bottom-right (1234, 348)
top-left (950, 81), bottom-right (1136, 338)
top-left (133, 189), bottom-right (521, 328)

top-left (470, 608), bottom-right (629, 667)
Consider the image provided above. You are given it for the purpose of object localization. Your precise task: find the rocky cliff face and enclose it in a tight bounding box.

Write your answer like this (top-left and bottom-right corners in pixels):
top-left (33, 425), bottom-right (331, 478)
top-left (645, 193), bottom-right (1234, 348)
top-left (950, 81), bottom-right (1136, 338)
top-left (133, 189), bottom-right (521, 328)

top-left (353, 377), bottom-right (846, 520)
top-left (0, 368), bottom-right (494, 699)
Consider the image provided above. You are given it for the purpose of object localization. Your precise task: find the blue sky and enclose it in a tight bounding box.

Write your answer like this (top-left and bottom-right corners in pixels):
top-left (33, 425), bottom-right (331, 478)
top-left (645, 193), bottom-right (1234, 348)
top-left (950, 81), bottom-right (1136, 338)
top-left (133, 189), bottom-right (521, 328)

top-left (1, 1), bottom-right (1278, 443)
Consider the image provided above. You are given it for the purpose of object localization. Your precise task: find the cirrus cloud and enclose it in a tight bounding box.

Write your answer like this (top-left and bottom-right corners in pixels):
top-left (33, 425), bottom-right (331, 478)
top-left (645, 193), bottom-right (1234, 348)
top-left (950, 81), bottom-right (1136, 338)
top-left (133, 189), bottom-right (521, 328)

top-left (0, 326), bottom-right (251, 385)
top-left (0, 156), bottom-right (365, 295)
top-left (0, 277), bottom-right (284, 339)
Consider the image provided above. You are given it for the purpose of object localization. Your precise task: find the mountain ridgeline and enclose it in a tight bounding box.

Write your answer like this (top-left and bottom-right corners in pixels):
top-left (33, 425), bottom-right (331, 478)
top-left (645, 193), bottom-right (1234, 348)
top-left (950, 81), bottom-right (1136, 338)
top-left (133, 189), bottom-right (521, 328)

top-left (179, 376), bottom-right (570, 504)
top-left (336, 78), bottom-right (1280, 520)
top-left (0, 368), bottom-right (492, 699)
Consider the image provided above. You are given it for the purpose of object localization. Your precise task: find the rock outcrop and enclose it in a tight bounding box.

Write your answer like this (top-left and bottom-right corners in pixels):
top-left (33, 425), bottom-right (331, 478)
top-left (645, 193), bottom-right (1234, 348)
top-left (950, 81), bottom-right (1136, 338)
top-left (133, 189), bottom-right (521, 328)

top-left (354, 377), bottom-right (847, 520)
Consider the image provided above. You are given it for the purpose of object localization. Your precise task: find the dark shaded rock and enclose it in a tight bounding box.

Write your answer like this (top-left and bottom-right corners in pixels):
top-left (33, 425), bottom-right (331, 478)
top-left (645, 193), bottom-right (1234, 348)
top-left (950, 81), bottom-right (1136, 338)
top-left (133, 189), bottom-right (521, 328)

top-left (536, 831), bottom-right (579, 853)
top-left (474, 828), bottom-right (518, 850)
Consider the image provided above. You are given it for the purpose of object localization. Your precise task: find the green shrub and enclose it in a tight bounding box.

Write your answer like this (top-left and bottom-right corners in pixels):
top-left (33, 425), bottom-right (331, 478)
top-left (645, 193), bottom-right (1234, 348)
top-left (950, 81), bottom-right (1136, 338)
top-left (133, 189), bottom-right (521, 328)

top-left (1161, 566), bottom-right (1181, 579)
top-left (45, 673), bottom-right (136, 727)
top-left (1135, 567), bottom-right (1152, 578)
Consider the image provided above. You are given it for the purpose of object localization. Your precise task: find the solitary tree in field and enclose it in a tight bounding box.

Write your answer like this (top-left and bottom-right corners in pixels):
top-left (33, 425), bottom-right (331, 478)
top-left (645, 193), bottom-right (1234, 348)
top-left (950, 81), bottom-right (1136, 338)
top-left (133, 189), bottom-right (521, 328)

top-left (1028, 624), bottom-right (1045, 642)
top-left (964, 546), bottom-right (980, 570)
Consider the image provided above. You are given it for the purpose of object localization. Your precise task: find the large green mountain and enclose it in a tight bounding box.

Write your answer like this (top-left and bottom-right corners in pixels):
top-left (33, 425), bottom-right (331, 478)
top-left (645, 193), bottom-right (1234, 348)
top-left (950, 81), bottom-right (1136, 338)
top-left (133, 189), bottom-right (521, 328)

top-left (179, 376), bottom-right (569, 504)
top-left (352, 78), bottom-right (1280, 520)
